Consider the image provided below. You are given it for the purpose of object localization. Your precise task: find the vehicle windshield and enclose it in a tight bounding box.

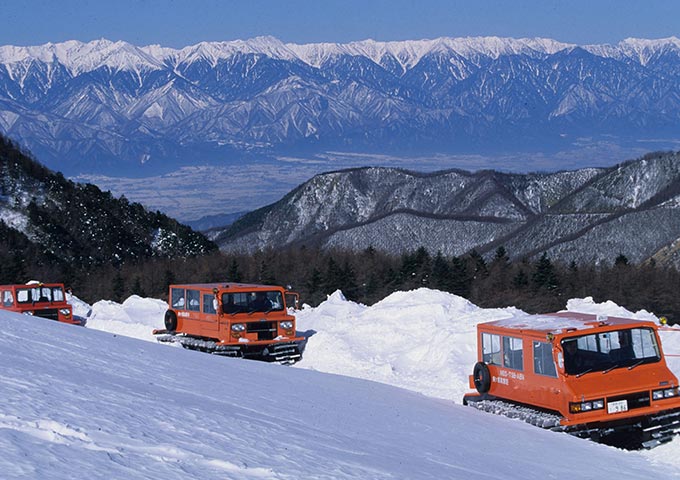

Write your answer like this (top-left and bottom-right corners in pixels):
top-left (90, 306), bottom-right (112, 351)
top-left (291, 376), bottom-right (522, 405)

top-left (561, 328), bottom-right (661, 375)
top-left (221, 291), bottom-right (284, 314)
top-left (16, 286), bottom-right (65, 304)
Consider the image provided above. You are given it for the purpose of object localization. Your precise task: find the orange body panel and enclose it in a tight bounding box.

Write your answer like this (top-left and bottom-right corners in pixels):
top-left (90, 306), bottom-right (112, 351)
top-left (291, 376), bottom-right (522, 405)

top-left (465, 312), bottom-right (680, 427)
top-left (0, 283), bottom-right (79, 325)
top-left (163, 283), bottom-right (303, 347)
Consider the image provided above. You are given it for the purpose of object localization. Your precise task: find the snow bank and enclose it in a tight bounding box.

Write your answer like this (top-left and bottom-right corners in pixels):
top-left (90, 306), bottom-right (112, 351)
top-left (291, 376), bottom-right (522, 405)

top-left (295, 288), bottom-right (522, 402)
top-left (565, 296), bottom-right (658, 321)
top-left (85, 295), bottom-right (166, 341)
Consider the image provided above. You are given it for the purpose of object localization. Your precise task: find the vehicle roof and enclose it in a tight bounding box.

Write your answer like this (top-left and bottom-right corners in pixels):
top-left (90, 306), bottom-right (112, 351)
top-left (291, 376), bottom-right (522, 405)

top-left (480, 311), bottom-right (657, 336)
top-left (170, 283), bottom-right (285, 290)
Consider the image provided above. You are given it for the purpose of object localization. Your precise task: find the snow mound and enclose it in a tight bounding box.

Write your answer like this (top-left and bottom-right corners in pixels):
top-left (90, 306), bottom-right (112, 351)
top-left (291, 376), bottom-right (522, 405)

top-left (565, 296), bottom-right (658, 321)
top-left (295, 288), bottom-right (521, 402)
top-left (86, 295), bottom-right (166, 341)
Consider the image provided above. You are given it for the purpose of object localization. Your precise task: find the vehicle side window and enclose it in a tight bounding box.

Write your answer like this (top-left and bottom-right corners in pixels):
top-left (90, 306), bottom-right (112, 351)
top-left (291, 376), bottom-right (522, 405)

top-left (482, 333), bottom-right (501, 365)
top-left (533, 341), bottom-right (557, 377)
top-left (503, 336), bottom-right (523, 371)
top-left (171, 288), bottom-right (186, 309)
top-left (52, 288), bottom-right (65, 302)
top-left (17, 289), bottom-right (30, 303)
top-left (186, 289), bottom-right (200, 312)
top-left (2, 290), bottom-right (13, 307)
top-left (203, 293), bottom-right (216, 314)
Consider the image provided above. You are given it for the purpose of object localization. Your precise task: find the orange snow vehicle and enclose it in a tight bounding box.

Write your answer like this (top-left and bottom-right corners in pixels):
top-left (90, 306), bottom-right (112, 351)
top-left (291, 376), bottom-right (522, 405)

top-left (0, 282), bottom-right (83, 325)
top-left (153, 283), bottom-right (304, 364)
top-left (463, 312), bottom-right (680, 449)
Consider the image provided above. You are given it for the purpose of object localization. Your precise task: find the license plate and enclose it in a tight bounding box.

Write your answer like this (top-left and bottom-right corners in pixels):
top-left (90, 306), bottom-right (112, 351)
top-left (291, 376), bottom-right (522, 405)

top-left (607, 399), bottom-right (628, 414)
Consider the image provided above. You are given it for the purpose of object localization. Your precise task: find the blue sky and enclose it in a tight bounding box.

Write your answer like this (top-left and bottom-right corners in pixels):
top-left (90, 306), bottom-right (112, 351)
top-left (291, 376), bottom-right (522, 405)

top-left (3, 0), bottom-right (679, 47)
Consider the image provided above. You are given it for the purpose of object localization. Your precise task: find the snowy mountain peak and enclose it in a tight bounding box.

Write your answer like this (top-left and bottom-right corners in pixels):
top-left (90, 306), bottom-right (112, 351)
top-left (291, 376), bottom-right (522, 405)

top-left (1, 35), bottom-right (675, 72)
top-left (584, 36), bottom-right (680, 64)
top-left (427, 36), bottom-right (572, 59)
top-left (0, 38), bottom-right (164, 75)
top-left (286, 36), bottom-right (574, 69)
top-left (169, 36), bottom-right (298, 66)
top-left (620, 36), bottom-right (680, 50)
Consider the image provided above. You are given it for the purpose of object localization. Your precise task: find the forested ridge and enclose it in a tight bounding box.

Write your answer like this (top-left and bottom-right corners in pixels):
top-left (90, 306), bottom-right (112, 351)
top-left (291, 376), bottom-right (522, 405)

top-left (0, 134), bottom-right (216, 286)
top-left (77, 246), bottom-right (680, 325)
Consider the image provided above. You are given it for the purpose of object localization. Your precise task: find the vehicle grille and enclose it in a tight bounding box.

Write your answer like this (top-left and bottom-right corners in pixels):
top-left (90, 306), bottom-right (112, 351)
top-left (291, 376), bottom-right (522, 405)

top-left (247, 321), bottom-right (276, 340)
top-left (607, 391), bottom-right (651, 411)
top-left (34, 308), bottom-right (59, 321)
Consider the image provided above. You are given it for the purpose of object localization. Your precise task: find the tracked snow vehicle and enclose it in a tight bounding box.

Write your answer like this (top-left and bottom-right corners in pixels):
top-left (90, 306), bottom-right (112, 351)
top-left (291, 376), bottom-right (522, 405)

top-left (463, 312), bottom-right (680, 449)
top-left (0, 282), bottom-right (83, 325)
top-left (153, 283), bottom-right (304, 364)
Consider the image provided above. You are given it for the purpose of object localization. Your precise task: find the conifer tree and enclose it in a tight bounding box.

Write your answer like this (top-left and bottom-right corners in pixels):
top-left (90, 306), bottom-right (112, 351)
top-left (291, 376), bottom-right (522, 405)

top-left (532, 253), bottom-right (558, 291)
top-left (227, 258), bottom-right (243, 282)
top-left (112, 271), bottom-right (125, 302)
top-left (513, 269), bottom-right (529, 289)
top-left (614, 253), bottom-right (629, 266)
top-left (450, 256), bottom-right (471, 297)
top-left (131, 276), bottom-right (146, 297)
top-left (431, 251), bottom-right (452, 291)
top-left (469, 249), bottom-right (488, 279)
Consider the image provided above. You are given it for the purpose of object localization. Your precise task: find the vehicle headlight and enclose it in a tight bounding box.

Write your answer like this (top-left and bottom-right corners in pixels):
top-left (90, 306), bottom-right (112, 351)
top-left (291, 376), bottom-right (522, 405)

top-left (59, 309), bottom-right (71, 316)
top-left (231, 323), bottom-right (246, 332)
top-left (280, 321), bottom-right (293, 330)
top-left (569, 399), bottom-right (605, 413)
top-left (654, 387), bottom-right (679, 399)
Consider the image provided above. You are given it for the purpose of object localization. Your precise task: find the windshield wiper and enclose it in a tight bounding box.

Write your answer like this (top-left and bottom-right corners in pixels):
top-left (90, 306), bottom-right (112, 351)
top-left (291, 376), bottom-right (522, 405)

top-left (576, 368), bottom-right (593, 378)
top-left (627, 359), bottom-right (645, 370)
top-left (602, 364), bottom-right (620, 374)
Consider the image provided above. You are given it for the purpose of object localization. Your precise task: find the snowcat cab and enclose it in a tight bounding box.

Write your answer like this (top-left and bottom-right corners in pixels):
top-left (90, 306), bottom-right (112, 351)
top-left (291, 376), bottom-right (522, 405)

top-left (153, 283), bottom-right (304, 364)
top-left (463, 312), bottom-right (680, 449)
top-left (0, 282), bottom-right (83, 326)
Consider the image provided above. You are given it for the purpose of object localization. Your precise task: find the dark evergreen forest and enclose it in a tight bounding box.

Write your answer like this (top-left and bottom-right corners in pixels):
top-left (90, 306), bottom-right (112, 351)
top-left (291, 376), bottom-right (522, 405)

top-left (70, 246), bottom-right (680, 325)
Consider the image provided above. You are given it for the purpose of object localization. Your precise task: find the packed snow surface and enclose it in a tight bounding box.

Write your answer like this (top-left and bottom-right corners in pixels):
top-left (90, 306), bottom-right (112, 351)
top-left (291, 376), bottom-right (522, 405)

top-left (3, 289), bottom-right (680, 478)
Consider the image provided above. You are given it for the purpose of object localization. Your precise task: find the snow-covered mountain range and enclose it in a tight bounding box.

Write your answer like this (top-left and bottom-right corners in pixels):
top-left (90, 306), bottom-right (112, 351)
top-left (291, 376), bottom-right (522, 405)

top-left (214, 151), bottom-right (680, 266)
top-left (2, 36), bottom-right (680, 175)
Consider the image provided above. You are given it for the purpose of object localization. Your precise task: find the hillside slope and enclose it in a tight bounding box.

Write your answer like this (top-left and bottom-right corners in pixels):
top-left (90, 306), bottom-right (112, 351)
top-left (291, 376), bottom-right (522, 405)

top-left (0, 306), bottom-right (670, 479)
top-left (215, 152), bottom-right (680, 265)
top-left (0, 135), bottom-right (216, 280)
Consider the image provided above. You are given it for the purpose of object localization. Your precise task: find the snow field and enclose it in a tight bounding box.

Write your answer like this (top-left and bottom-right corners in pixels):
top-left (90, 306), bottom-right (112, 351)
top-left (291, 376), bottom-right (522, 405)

top-left (67, 287), bottom-right (680, 475)
top-left (0, 304), bottom-right (671, 479)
